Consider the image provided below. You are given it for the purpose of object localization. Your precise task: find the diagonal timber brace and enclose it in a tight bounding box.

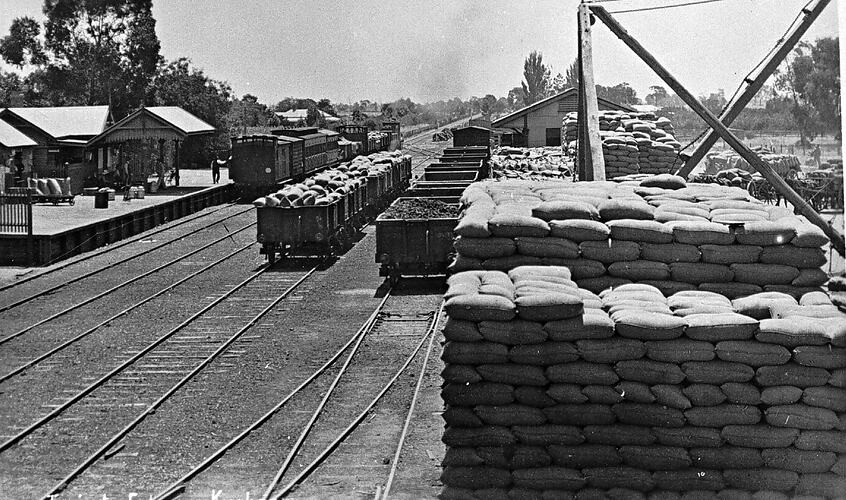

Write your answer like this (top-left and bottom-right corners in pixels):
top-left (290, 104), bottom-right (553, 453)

top-left (677, 0), bottom-right (831, 178)
top-left (589, 4), bottom-right (845, 256)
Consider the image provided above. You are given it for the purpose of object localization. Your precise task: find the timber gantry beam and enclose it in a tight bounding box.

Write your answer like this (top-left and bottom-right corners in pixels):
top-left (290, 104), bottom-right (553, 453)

top-left (676, 0), bottom-right (831, 177)
top-left (587, 4), bottom-right (845, 256)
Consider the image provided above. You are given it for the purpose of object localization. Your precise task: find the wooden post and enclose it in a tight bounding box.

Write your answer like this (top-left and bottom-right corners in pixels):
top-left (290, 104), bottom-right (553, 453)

top-left (677, 0), bottom-right (831, 177)
top-left (577, 3), bottom-right (605, 181)
top-left (589, 5), bottom-right (845, 256)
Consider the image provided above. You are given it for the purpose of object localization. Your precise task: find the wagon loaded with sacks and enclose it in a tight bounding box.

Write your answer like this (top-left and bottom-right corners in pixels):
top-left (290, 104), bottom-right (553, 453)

top-left (438, 174), bottom-right (846, 499)
top-left (253, 151), bottom-right (411, 261)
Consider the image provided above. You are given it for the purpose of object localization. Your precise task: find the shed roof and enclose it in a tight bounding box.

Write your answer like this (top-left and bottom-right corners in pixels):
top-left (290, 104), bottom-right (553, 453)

top-left (274, 134), bottom-right (303, 144)
top-left (275, 109), bottom-right (341, 123)
top-left (2, 105), bottom-right (110, 139)
top-left (492, 88), bottom-right (635, 128)
top-left (146, 107), bottom-right (216, 134)
top-left (0, 119), bottom-right (37, 148)
top-left (454, 125), bottom-right (491, 132)
top-left (87, 106), bottom-right (215, 146)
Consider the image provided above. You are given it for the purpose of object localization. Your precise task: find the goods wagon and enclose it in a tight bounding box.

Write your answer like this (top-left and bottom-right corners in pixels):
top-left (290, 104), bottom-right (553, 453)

top-left (319, 128), bottom-right (341, 168)
top-left (254, 153), bottom-right (413, 261)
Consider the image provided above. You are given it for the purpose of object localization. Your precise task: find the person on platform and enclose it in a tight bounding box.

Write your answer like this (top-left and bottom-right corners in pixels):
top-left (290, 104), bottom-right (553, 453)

top-left (12, 152), bottom-right (25, 187)
top-left (211, 154), bottom-right (226, 184)
top-left (812, 143), bottom-right (821, 169)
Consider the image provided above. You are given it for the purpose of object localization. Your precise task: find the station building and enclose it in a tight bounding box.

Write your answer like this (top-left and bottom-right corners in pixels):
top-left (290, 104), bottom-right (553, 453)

top-left (492, 88), bottom-right (633, 147)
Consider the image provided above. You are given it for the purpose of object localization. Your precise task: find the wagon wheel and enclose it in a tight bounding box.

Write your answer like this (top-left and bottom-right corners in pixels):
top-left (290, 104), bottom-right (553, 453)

top-left (747, 178), bottom-right (771, 203)
top-left (265, 246), bottom-right (277, 265)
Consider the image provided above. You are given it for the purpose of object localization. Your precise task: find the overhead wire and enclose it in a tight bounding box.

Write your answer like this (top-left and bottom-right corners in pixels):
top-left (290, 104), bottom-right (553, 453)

top-left (606, 0), bottom-right (728, 14)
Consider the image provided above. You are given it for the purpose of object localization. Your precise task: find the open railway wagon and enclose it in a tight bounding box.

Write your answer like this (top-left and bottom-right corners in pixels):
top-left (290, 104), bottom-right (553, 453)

top-left (374, 154), bottom-right (481, 278)
top-left (375, 197), bottom-right (460, 280)
top-left (254, 151), bottom-right (412, 261)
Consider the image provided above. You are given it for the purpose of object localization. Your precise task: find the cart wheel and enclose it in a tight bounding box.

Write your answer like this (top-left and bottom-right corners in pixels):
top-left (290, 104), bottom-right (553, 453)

top-left (69, 198), bottom-right (75, 206)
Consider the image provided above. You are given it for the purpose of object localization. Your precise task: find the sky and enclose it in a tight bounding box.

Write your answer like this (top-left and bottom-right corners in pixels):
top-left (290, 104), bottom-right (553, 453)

top-left (0, 0), bottom-right (841, 106)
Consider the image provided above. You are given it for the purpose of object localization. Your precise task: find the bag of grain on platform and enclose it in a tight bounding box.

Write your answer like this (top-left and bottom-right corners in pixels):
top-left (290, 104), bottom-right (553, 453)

top-left (548, 219), bottom-right (611, 242)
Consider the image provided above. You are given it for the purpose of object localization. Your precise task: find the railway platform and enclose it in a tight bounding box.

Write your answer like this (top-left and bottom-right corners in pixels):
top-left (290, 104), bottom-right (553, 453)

top-left (0, 168), bottom-right (234, 267)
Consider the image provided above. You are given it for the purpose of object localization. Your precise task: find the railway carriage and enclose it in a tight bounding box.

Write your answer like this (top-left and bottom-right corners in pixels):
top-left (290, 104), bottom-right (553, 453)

top-left (229, 134), bottom-right (294, 198)
top-left (231, 125), bottom-right (398, 199)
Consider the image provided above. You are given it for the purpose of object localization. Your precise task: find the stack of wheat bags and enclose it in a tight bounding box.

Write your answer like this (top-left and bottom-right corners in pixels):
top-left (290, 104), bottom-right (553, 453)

top-left (601, 132), bottom-right (640, 179)
top-left (451, 177), bottom-right (831, 299)
top-left (441, 267), bottom-right (846, 498)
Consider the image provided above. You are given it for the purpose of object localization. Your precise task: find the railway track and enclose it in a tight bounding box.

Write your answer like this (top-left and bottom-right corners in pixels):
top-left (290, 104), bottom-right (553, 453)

top-left (0, 259), bottom-right (322, 499)
top-left (154, 291), bottom-right (443, 500)
top-left (0, 200), bottom-right (246, 295)
top-left (0, 203), bottom-right (255, 313)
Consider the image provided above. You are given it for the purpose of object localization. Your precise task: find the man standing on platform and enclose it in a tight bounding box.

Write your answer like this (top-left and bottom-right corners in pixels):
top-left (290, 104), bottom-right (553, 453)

top-left (211, 153), bottom-right (225, 184)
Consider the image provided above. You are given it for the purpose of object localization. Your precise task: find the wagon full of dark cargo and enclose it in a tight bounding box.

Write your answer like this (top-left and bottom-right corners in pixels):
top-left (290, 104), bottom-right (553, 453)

top-left (375, 197), bottom-right (459, 280)
top-left (256, 201), bottom-right (343, 262)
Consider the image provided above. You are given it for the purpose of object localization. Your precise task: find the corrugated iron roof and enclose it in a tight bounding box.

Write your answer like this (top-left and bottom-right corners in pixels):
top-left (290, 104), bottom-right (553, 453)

top-left (275, 109), bottom-right (341, 122)
top-left (4, 105), bottom-right (110, 139)
top-left (0, 119), bottom-right (37, 148)
top-left (491, 89), bottom-right (635, 128)
top-left (145, 107), bottom-right (215, 134)
top-left (87, 106), bottom-right (216, 146)
top-left (274, 134), bottom-right (303, 143)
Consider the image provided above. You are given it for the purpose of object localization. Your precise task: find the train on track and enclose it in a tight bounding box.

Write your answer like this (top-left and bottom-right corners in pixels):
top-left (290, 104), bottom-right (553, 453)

top-left (229, 122), bottom-right (402, 198)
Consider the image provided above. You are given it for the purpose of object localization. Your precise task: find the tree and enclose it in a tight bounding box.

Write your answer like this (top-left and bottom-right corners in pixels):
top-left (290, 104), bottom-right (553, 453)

top-left (480, 94), bottom-right (497, 116)
top-left (0, 17), bottom-right (45, 67)
top-left (317, 98), bottom-right (336, 116)
top-left (0, 71), bottom-right (22, 107)
top-left (228, 93), bottom-right (274, 131)
top-left (645, 85), bottom-right (668, 107)
top-left (549, 73), bottom-right (566, 95)
top-left (596, 83), bottom-right (639, 105)
top-left (306, 104), bottom-right (322, 127)
top-left (776, 37), bottom-right (840, 144)
top-left (521, 51), bottom-right (550, 105)
top-left (0, 1), bottom-right (163, 117)
top-left (154, 58), bottom-right (231, 126)
top-left (697, 90), bottom-right (727, 115)
top-left (507, 86), bottom-right (526, 110)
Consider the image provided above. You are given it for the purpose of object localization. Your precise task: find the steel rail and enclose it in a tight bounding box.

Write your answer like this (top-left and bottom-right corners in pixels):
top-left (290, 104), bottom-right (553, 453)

top-left (0, 257), bottom-right (275, 454)
top-left (0, 205), bottom-right (254, 312)
top-left (39, 265), bottom-right (320, 499)
top-left (153, 290), bottom-right (392, 500)
top-left (269, 303), bottom-right (441, 499)
top-left (0, 221), bottom-right (256, 346)
top-left (0, 241), bottom-right (256, 383)
top-left (379, 301), bottom-right (443, 500)
top-left (0, 202), bottom-right (245, 294)
top-left (260, 290), bottom-right (394, 500)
